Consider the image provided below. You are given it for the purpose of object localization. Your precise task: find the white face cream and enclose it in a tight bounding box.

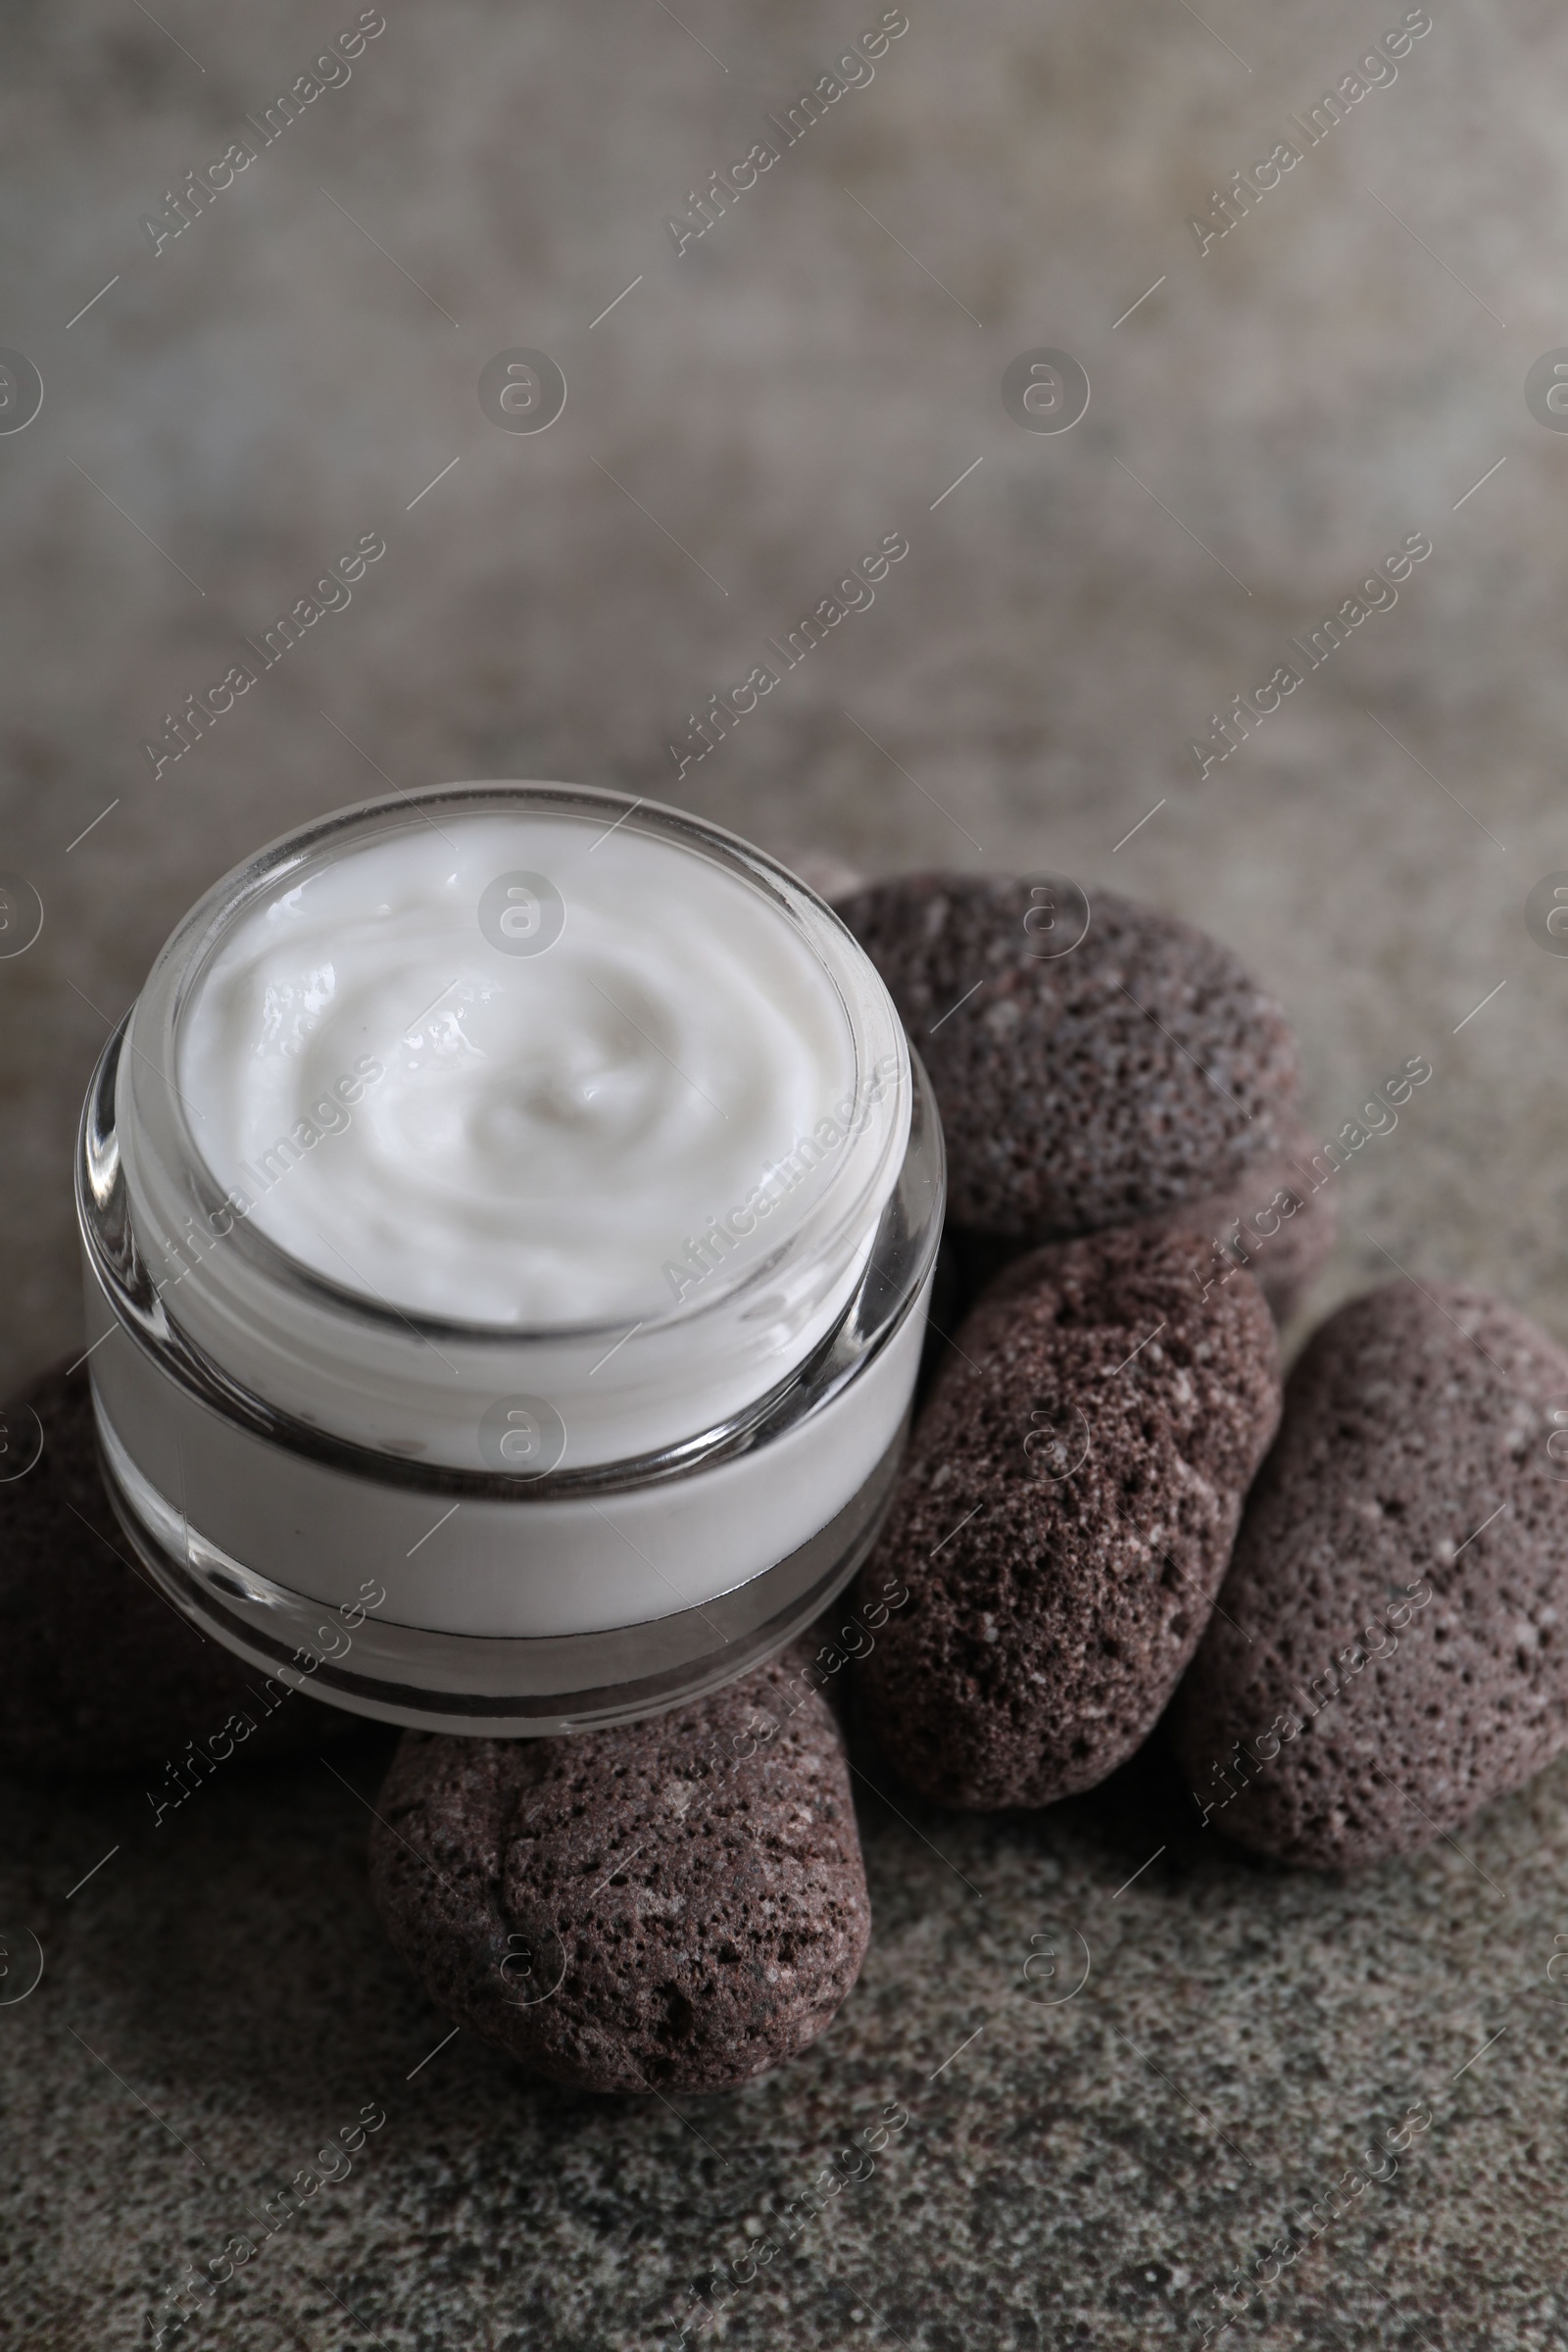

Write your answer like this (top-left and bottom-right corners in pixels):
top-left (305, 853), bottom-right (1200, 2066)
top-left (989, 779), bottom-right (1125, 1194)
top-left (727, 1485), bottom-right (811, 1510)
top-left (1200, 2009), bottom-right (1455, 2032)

top-left (178, 817), bottom-right (858, 1328)
top-left (78, 784), bottom-right (943, 1735)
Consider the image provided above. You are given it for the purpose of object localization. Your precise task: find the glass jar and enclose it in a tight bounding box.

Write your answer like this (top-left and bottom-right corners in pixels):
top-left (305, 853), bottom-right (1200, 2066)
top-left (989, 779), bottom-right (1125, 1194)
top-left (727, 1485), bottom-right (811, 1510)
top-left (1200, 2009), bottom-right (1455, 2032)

top-left (77, 783), bottom-right (943, 1734)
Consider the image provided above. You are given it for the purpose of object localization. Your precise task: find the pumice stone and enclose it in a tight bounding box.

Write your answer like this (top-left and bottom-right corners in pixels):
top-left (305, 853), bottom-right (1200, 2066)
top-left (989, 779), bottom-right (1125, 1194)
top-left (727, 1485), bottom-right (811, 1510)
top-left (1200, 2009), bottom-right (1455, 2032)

top-left (948, 1105), bottom-right (1338, 1329)
top-left (368, 1648), bottom-right (871, 2092)
top-left (854, 1222), bottom-right (1282, 1809)
top-left (837, 872), bottom-right (1298, 1242)
top-left (1171, 1281), bottom-right (1568, 1869)
top-left (1126, 1107), bottom-right (1337, 1325)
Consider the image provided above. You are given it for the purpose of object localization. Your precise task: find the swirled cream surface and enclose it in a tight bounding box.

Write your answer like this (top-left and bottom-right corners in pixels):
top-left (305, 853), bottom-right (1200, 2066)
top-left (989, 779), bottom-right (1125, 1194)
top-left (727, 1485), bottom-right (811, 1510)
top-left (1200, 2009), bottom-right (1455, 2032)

top-left (177, 815), bottom-right (857, 1326)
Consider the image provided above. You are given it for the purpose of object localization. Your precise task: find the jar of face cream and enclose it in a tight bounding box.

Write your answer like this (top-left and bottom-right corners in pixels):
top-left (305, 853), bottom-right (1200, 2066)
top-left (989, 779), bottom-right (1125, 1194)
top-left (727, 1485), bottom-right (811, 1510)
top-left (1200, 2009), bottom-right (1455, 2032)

top-left (78, 784), bottom-right (943, 1733)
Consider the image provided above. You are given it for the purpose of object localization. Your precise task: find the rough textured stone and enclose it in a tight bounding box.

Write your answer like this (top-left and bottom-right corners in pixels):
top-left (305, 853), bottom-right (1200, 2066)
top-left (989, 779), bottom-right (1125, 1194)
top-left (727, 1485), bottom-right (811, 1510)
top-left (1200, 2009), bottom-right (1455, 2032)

top-left (1124, 1107), bottom-right (1339, 1325)
top-left (948, 1106), bottom-right (1339, 1328)
top-left (855, 1223), bottom-right (1282, 1808)
top-left (368, 1650), bottom-right (871, 2094)
top-left (836, 872), bottom-right (1298, 1242)
top-left (0, 1358), bottom-right (348, 1778)
top-left (1170, 1282), bottom-right (1568, 1870)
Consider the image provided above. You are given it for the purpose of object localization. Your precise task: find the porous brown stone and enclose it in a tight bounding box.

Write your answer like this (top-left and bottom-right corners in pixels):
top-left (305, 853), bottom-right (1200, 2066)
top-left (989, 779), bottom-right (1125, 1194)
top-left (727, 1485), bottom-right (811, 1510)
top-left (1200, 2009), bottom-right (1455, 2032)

top-left (368, 1648), bottom-right (872, 2093)
top-left (1126, 1107), bottom-right (1338, 1323)
top-left (836, 872), bottom-right (1298, 1241)
top-left (853, 1222), bottom-right (1282, 1809)
top-left (0, 1358), bottom-right (350, 1777)
top-left (1170, 1281), bottom-right (1568, 1869)
top-left (948, 1107), bottom-right (1338, 1328)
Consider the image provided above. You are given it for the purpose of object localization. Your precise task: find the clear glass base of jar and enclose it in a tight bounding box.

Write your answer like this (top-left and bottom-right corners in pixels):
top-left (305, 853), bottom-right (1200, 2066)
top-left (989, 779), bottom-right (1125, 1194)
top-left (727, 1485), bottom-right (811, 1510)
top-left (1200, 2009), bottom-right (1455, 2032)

top-left (96, 1411), bottom-right (907, 1736)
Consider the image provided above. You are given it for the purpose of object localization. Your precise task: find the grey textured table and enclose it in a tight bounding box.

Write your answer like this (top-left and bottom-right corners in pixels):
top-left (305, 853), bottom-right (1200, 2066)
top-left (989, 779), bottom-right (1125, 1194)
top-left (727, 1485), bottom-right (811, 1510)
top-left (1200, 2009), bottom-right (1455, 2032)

top-left (3, 1), bottom-right (1567, 2343)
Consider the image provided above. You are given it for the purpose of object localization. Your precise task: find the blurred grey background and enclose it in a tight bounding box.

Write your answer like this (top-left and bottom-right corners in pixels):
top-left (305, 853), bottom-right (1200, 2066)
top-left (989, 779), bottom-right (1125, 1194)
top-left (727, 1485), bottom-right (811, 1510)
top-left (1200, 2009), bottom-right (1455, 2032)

top-left (4, 4), bottom-right (1568, 2347)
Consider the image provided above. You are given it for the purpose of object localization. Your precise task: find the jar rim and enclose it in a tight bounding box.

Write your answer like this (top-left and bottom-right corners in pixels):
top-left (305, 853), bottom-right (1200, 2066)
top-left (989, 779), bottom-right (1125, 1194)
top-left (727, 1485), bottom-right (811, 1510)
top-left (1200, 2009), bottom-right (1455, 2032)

top-left (128, 779), bottom-right (907, 1345)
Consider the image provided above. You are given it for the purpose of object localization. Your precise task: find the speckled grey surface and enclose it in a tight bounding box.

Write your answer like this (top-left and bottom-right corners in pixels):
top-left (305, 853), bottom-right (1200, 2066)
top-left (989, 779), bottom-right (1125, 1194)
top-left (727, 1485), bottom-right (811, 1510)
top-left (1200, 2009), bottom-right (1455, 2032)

top-left (4, 0), bottom-right (1568, 2342)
